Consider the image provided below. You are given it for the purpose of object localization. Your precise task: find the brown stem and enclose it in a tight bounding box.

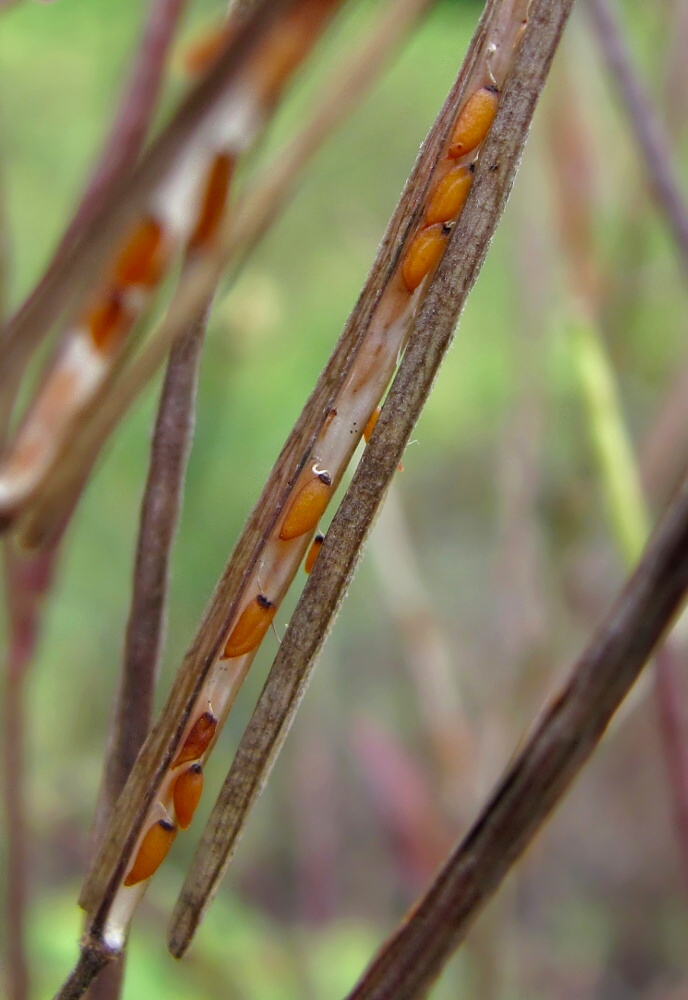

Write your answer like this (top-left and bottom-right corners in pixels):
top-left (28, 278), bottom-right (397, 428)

top-left (587, 0), bottom-right (688, 277)
top-left (2, 539), bottom-right (60, 1000)
top-left (654, 643), bottom-right (688, 890)
top-left (346, 473), bottom-right (688, 997)
top-left (96, 311), bottom-right (206, 832)
top-left (6, 0), bottom-right (186, 354)
top-left (84, 313), bottom-right (206, 1000)
top-left (0, 0), bottom-right (289, 396)
top-left (3, 654), bottom-right (29, 1000)
top-left (168, 0), bottom-right (574, 958)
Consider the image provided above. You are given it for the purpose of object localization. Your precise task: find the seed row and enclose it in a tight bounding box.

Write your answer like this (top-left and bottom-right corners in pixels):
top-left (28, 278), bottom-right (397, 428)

top-left (104, 5), bottom-right (530, 949)
top-left (0, 0), bottom-right (344, 523)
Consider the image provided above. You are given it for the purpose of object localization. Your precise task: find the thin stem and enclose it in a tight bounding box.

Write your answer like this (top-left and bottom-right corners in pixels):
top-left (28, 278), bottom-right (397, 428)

top-left (168, 0), bottom-right (574, 958)
top-left (587, 0), bottom-right (688, 278)
top-left (0, 0), bottom-right (289, 395)
top-left (3, 629), bottom-right (29, 1000)
top-left (85, 312), bottom-right (206, 1000)
top-left (16, 0), bottom-right (429, 549)
top-left (96, 311), bottom-right (206, 835)
top-left (7, 0), bottom-right (186, 351)
top-left (347, 461), bottom-right (688, 998)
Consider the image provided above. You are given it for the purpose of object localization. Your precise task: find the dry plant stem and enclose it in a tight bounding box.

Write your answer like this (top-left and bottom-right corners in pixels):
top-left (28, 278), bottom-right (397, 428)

top-left (96, 311), bottom-right (207, 834)
top-left (3, 587), bottom-right (29, 1000)
top-left (0, 0), bottom-right (290, 395)
top-left (74, 0), bottom-right (524, 973)
top-left (228, 0), bottom-right (434, 265)
top-left (17, 0), bottom-right (428, 548)
top-left (8, 0), bottom-right (187, 350)
top-left (587, 0), bottom-right (688, 275)
top-left (84, 313), bottom-right (207, 1000)
top-left (168, 0), bottom-right (572, 957)
top-left (654, 644), bottom-right (688, 890)
top-left (347, 467), bottom-right (688, 999)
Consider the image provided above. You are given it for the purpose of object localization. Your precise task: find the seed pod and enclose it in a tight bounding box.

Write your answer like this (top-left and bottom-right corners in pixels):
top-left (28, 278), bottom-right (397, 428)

top-left (223, 594), bottom-right (277, 658)
top-left (304, 533), bottom-right (325, 574)
top-left (173, 764), bottom-right (204, 830)
top-left (280, 471), bottom-right (332, 541)
top-left (188, 153), bottom-right (234, 251)
top-left (113, 216), bottom-right (166, 289)
top-left (424, 164), bottom-right (474, 226)
top-left (401, 224), bottom-right (448, 293)
top-left (174, 711), bottom-right (217, 767)
top-left (123, 819), bottom-right (177, 887)
top-left (448, 85), bottom-right (499, 158)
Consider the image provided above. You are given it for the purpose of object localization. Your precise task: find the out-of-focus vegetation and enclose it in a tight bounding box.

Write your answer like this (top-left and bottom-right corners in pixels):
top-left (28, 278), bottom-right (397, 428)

top-left (2, 0), bottom-right (688, 997)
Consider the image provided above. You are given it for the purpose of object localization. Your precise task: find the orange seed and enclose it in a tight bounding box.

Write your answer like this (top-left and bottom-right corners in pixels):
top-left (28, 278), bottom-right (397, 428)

top-left (279, 471), bottom-right (332, 541)
top-left (180, 23), bottom-right (233, 76)
top-left (113, 216), bottom-right (166, 288)
top-left (363, 407), bottom-right (381, 443)
top-left (401, 224), bottom-right (448, 293)
top-left (448, 86), bottom-right (499, 158)
top-left (174, 711), bottom-right (217, 767)
top-left (123, 819), bottom-right (176, 887)
top-left (304, 533), bottom-right (325, 574)
top-left (173, 764), bottom-right (204, 830)
top-left (188, 153), bottom-right (234, 251)
top-left (424, 165), bottom-right (474, 226)
top-left (84, 291), bottom-right (129, 353)
top-left (223, 594), bottom-right (276, 658)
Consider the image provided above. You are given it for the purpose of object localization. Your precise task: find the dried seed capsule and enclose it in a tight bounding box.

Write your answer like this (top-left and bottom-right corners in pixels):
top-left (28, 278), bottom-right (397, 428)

top-left (84, 291), bottom-right (128, 353)
top-left (448, 86), bottom-right (499, 158)
top-left (363, 407), bottom-right (381, 443)
top-left (188, 153), bottom-right (234, 251)
top-left (424, 165), bottom-right (474, 226)
top-left (123, 819), bottom-right (177, 887)
top-left (174, 711), bottom-right (217, 767)
top-left (113, 216), bottom-right (166, 289)
top-left (279, 470), bottom-right (332, 541)
top-left (401, 224), bottom-right (448, 293)
top-left (304, 533), bottom-right (325, 574)
top-left (173, 764), bottom-right (204, 830)
top-left (223, 594), bottom-right (276, 658)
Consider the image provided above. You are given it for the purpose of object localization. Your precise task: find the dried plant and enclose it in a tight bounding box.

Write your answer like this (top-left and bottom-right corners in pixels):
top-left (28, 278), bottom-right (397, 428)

top-left (3, 1), bottom-right (688, 999)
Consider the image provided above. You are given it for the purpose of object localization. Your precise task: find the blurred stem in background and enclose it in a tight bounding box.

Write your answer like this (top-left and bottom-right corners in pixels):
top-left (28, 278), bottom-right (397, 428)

top-left (550, 1), bottom-right (688, 893)
top-left (0, 4), bottom-right (185, 998)
top-left (570, 317), bottom-right (688, 890)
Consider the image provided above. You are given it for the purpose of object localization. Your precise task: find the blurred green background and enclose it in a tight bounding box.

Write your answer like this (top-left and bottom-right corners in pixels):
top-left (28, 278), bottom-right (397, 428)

top-left (2, 0), bottom-right (688, 997)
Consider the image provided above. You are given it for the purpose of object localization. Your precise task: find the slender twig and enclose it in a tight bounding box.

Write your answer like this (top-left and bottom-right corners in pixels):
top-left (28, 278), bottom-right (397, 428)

top-left (16, 0), bottom-right (431, 549)
top-left (95, 310), bottom-right (207, 835)
top-left (8, 0), bottom-right (186, 346)
top-left (228, 0), bottom-right (435, 266)
top-left (1, 0), bottom-right (186, 441)
top-left (3, 559), bottom-right (30, 1000)
top-left (346, 457), bottom-right (688, 998)
top-left (0, 0), bottom-right (289, 394)
top-left (654, 644), bottom-right (688, 889)
top-left (168, 0), bottom-right (574, 958)
top-left (85, 311), bottom-right (207, 1000)
top-left (549, 48), bottom-right (688, 891)
top-left (587, 0), bottom-right (688, 277)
